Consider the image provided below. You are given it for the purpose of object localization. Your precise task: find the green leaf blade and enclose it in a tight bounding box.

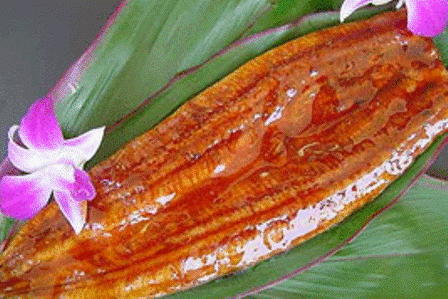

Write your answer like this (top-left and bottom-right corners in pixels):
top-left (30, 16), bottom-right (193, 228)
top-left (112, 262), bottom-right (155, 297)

top-left (56, 0), bottom-right (276, 137)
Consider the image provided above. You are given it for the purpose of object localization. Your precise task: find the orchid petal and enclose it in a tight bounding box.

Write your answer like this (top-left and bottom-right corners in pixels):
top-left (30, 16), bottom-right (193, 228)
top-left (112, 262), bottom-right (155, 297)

top-left (18, 97), bottom-right (63, 151)
top-left (54, 190), bottom-right (87, 234)
top-left (406, 0), bottom-right (448, 37)
top-left (2, 96), bottom-right (103, 235)
top-left (0, 173), bottom-right (52, 220)
top-left (371, 0), bottom-right (392, 5)
top-left (340, 0), bottom-right (378, 22)
top-left (71, 168), bottom-right (96, 202)
top-left (63, 126), bottom-right (105, 164)
top-left (45, 164), bottom-right (76, 191)
top-left (7, 126), bottom-right (55, 172)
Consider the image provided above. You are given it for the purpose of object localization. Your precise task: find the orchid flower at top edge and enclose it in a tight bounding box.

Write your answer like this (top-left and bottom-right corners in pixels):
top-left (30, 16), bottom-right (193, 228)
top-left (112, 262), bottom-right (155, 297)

top-left (340, 0), bottom-right (448, 37)
top-left (0, 96), bottom-right (105, 234)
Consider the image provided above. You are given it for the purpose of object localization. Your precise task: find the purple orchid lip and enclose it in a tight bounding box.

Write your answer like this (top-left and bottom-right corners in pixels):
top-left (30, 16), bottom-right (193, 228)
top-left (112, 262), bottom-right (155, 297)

top-left (0, 96), bottom-right (105, 234)
top-left (71, 168), bottom-right (96, 202)
top-left (340, 0), bottom-right (448, 37)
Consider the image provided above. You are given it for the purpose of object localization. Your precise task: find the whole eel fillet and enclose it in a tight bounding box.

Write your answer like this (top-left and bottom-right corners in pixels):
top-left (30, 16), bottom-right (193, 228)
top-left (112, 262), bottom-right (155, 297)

top-left (1, 10), bottom-right (448, 298)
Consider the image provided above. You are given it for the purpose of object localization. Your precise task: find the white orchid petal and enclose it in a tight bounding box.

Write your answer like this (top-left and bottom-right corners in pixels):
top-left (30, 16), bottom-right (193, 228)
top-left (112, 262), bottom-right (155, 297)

top-left (54, 190), bottom-right (87, 234)
top-left (7, 124), bottom-right (105, 173)
top-left (63, 126), bottom-right (105, 165)
top-left (43, 164), bottom-right (75, 191)
top-left (7, 126), bottom-right (56, 172)
top-left (340, 0), bottom-right (377, 22)
top-left (372, 0), bottom-right (392, 5)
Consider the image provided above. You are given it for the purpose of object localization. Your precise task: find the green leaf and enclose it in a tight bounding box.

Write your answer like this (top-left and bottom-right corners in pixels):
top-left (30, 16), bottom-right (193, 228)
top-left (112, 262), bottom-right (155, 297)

top-left (244, 0), bottom-right (347, 35)
top-left (434, 28), bottom-right (448, 68)
top-left (248, 175), bottom-right (448, 298)
top-left (56, 0), bottom-right (277, 137)
top-left (0, 216), bottom-right (16, 249)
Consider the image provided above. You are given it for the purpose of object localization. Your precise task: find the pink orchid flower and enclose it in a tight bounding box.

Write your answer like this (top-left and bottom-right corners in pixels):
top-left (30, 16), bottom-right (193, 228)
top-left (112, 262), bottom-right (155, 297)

top-left (0, 97), bottom-right (105, 234)
top-left (340, 0), bottom-right (448, 37)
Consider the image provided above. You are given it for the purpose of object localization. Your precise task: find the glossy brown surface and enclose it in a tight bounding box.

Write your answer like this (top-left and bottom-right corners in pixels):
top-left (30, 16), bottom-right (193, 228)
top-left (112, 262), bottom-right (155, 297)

top-left (1, 10), bottom-right (448, 298)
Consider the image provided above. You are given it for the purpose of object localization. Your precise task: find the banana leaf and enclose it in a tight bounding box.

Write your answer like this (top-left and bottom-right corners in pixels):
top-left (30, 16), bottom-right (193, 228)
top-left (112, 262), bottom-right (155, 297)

top-left (1, 0), bottom-right (448, 297)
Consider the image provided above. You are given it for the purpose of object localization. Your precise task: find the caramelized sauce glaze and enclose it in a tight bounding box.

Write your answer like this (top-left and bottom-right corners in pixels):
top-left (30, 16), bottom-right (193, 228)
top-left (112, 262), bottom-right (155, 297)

top-left (1, 10), bottom-right (448, 298)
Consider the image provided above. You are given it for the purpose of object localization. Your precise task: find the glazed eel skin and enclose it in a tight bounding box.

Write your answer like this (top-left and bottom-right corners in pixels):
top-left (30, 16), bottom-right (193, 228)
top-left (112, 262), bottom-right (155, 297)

top-left (1, 9), bottom-right (448, 298)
